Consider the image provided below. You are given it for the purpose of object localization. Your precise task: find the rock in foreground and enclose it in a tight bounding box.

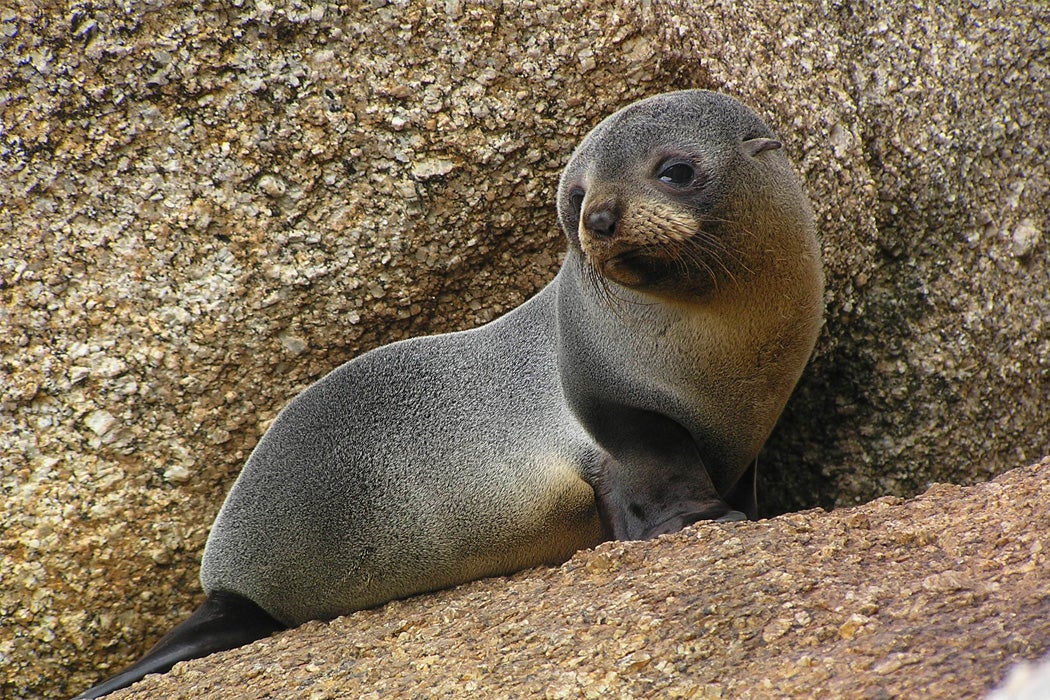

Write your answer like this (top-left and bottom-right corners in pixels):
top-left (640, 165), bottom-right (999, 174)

top-left (108, 459), bottom-right (1049, 699)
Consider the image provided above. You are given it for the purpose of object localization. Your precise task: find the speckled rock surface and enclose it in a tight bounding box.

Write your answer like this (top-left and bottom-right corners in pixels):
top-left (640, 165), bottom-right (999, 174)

top-left (1, 1), bottom-right (1047, 698)
top-left (92, 459), bottom-right (1050, 699)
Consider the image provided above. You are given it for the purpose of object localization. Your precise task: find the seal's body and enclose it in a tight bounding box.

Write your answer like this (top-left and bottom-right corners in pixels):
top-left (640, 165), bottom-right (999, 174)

top-left (202, 286), bottom-right (604, 625)
top-left (74, 90), bottom-right (823, 698)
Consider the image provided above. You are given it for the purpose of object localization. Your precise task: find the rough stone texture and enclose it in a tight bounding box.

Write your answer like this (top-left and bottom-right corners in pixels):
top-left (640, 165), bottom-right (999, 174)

top-left (1, 1), bottom-right (1047, 698)
top-left (91, 459), bottom-right (1050, 699)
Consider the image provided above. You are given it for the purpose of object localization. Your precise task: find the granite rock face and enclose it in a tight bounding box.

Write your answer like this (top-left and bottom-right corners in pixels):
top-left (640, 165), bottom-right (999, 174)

top-left (1, 1), bottom-right (1047, 698)
top-left (87, 460), bottom-right (1050, 699)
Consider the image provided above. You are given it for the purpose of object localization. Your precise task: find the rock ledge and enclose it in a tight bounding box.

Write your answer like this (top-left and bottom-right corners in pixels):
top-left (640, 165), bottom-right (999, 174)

top-left (109, 458), bottom-right (1050, 699)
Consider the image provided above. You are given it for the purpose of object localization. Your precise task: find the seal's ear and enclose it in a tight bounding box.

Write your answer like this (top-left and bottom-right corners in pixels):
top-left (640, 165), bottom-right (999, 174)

top-left (742, 137), bottom-right (782, 157)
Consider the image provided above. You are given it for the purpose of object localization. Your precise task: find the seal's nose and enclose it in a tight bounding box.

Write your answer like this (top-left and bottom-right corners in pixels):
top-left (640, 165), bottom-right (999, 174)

top-left (585, 206), bottom-right (618, 238)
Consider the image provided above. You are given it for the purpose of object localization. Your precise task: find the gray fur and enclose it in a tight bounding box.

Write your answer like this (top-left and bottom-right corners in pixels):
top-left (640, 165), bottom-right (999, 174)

top-left (201, 89), bottom-right (823, 626)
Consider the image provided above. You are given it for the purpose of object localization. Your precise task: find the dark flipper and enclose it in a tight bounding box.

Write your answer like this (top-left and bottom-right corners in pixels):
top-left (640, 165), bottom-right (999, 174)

top-left (72, 591), bottom-right (286, 699)
top-left (588, 406), bottom-right (747, 540)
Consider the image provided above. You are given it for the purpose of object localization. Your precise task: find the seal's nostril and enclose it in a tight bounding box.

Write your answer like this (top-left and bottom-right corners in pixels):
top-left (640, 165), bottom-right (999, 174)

top-left (586, 208), bottom-right (618, 238)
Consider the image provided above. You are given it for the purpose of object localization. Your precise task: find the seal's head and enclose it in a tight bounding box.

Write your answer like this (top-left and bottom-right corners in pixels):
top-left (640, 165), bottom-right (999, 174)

top-left (557, 90), bottom-right (807, 301)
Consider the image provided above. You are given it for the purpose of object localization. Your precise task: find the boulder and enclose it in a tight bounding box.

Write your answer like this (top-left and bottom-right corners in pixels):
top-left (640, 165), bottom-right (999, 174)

top-left (104, 459), bottom-right (1050, 699)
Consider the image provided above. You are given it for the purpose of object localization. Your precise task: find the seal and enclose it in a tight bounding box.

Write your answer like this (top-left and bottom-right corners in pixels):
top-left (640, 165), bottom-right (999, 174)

top-left (73, 89), bottom-right (823, 698)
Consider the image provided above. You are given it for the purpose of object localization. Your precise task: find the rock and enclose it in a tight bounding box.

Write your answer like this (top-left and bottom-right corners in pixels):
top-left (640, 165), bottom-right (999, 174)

top-left (83, 410), bottom-right (118, 438)
top-left (100, 460), bottom-right (1050, 699)
top-left (0, 1), bottom-right (1047, 698)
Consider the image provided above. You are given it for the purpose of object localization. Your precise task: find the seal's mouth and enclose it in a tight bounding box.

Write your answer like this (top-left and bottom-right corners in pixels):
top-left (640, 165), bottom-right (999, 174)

top-left (600, 246), bottom-right (672, 288)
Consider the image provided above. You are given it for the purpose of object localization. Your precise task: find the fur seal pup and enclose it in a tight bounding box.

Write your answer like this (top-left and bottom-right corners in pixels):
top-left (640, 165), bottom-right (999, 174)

top-left (73, 89), bottom-right (823, 698)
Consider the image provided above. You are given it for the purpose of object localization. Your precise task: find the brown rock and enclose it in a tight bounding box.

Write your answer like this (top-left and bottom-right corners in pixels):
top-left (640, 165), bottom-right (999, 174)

top-left (1, 1), bottom-right (1047, 698)
top-left (103, 459), bottom-right (1050, 699)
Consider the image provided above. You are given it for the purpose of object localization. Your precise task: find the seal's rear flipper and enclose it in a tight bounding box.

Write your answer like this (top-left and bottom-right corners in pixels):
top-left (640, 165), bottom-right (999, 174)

top-left (72, 591), bottom-right (285, 699)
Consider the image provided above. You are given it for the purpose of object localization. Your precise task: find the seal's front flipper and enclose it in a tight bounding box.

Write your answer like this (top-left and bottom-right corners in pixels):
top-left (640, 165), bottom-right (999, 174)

top-left (72, 591), bottom-right (285, 699)
top-left (587, 406), bottom-right (748, 541)
top-left (637, 500), bottom-right (746, 538)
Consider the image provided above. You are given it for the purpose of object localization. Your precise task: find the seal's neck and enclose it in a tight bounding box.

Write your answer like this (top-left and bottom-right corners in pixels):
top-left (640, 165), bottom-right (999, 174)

top-left (554, 245), bottom-right (818, 495)
top-left (555, 252), bottom-right (720, 447)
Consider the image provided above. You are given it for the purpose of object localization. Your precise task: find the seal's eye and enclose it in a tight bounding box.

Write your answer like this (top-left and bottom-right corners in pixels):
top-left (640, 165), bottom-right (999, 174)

top-left (569, 188), bottom-right (585, 216)
top-left (657, 162), bottom-right (695, 187)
